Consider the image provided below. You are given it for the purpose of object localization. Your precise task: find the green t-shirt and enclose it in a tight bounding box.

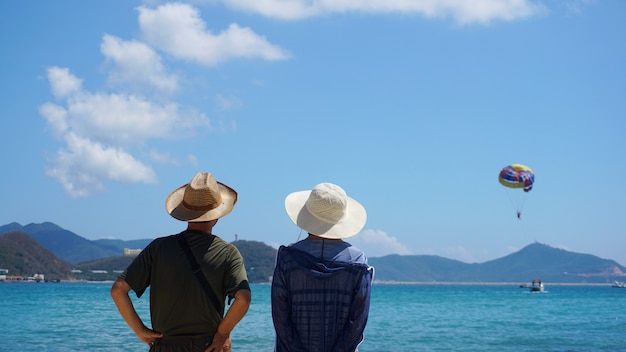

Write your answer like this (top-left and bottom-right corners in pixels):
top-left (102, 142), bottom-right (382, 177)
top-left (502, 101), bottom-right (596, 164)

top-left (121, 230), bottom-right (250, 338)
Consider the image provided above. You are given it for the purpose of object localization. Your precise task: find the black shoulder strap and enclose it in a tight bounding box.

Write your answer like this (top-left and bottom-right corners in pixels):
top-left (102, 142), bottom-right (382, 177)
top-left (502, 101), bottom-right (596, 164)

top-left (175, 233), bottom-right (224, 315)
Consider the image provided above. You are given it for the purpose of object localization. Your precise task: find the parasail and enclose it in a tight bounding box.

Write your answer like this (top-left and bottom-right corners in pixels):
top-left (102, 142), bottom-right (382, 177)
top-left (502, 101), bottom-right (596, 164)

top-left (499, 164), bottom-right (535, 219)
top-left (499, 164), bottom-right (534, 192)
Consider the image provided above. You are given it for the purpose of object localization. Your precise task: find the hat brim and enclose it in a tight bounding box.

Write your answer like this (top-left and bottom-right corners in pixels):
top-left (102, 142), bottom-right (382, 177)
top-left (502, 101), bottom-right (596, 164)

top-left (285, 190), bottom-right (366, 239)
top-left (166, 181), bottom-right (237, 222)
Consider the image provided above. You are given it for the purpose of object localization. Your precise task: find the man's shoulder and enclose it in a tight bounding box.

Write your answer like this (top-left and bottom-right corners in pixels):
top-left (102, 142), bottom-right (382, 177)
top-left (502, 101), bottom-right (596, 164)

top-left (141, 234), bottom-right (173, 246)
top-left (209, 235), bottom-right (244, 257)
top-left (138, 234), bottom-right (181, 255)
top-left (211, 234), bottom-right (235, 248)
top-left (151, 233), bottom-right (178, 245)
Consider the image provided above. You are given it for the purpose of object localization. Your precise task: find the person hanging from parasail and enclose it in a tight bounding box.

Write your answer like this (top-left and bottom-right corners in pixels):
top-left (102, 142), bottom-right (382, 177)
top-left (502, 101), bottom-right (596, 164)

top-left (499, 164), bottom-right (535, 219)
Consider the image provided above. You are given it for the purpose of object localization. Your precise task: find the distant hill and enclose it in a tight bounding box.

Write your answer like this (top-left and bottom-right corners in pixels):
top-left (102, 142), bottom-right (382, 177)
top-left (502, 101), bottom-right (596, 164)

top-left (71, 255), bottom-right (137, 281)
top-left (0, 231), bottom-right (71, 281)
top-left (0, 222), bottom-right (150, 263)
top-left (368, 254), bottom-right (469, 282)
top-left (0, 222), bottom-right (277, 283)
top-left (467, 242), bottom-right (625, 282)
top-left (2, 222), bottom-right (626, 284)
top-left (232, 240), bottom-right (277, 283)
top-left (369, 242), bottom-right (626, 284)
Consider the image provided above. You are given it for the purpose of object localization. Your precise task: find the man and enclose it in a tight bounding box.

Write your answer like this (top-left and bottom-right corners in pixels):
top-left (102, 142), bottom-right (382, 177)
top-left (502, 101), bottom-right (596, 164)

top-left (111, 172), bottom-right (251, 352)
top-left (272, 183), bottom-right (374, 352)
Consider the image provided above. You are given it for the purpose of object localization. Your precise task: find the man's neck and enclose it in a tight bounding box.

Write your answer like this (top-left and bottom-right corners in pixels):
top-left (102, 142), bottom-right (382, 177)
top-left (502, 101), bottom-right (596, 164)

top-left (187, 220), bottom-right (216, 233)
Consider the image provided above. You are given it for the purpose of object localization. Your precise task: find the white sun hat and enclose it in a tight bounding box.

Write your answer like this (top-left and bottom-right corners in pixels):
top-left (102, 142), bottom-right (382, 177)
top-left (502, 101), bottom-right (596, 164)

top-left (285, 183), bottom-right (366, 239)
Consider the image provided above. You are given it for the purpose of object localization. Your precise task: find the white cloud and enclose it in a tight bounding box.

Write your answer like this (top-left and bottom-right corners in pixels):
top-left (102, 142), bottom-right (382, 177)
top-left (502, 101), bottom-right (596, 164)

top-left (223, 0), bottom-right (547, 24)
top-left (349, 229), bottom-right (413, 257)
top-left (46, 133), bottom-right (157, 198)
top-left (41, 3), bottom-right (294, 198)
top-left (47, 67), bottom-right (82, 99)
top-left (40, 66), bottom-right (210, 197)
top-left (63, 90), bottom-right (209, 147)
top-left (101, 34), bottom-right (179, 93)
top-left (137, 3), bottom-right (291, 66)
top-left (39, 102), bottom-right (68, 138)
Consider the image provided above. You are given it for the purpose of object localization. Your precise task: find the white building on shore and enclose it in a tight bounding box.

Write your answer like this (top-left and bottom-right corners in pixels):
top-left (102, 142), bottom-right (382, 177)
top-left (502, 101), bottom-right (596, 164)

top-left (123, 248), bottom-right (142, 256)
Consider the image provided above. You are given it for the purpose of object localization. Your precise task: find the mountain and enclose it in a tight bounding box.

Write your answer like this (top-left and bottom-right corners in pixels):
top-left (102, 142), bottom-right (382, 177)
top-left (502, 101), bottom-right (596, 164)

top-left (466, 242), bottom-right (625, 282)
top-left (0, 222), bottom-right (149, 263)
top-left (3, 222), bottom-right (626, 284)
top-left (367, 254), bottom-right (469, 282)
top-left (0, 231), bottom-right (72, 281)
top-left (0, 222), bottom-right (277, 282)
top-left (231, 240), bottom-right (277, 283)
top-left (70, 255), bottom-right (137, 281)
top-left (0, 222), bottom-right (23, 233)
top-left (369, 242), bottom-right (626, 283)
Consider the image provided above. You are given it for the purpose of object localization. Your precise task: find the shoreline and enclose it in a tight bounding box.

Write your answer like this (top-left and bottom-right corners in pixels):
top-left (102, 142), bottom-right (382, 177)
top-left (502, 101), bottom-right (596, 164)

top-left (1, 280), bottom-right (618, 287)
top-left (372, 281), bottom-right (615, 286)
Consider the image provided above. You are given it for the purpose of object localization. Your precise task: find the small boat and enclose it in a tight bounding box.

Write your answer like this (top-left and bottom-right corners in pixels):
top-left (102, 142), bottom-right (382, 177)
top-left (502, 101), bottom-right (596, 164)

top-left (611, 281), bottom-right (626, 288)
top-left (521, 278), bottom-right (544, 292)
top-left (528, 282), bottom-right (544, 292)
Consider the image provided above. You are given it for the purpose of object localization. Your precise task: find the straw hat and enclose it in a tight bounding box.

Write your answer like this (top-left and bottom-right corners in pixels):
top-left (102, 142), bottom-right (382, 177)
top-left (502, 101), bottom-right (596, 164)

top-left (165, 172), bottom-right (237, 222)
top-left (285, 183), bottom-right (366, 239)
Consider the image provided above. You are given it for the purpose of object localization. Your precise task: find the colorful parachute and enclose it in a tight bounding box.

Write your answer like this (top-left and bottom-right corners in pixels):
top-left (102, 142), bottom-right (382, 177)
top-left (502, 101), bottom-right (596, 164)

top-left (499, 164), bottom-right (534, 192)
top-left (499, 164), bottom-right (535, 219)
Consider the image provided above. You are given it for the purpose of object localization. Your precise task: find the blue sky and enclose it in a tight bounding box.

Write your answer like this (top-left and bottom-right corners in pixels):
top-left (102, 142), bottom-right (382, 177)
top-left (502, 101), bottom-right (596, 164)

top-left (1, 0), bottom-right (625, 266)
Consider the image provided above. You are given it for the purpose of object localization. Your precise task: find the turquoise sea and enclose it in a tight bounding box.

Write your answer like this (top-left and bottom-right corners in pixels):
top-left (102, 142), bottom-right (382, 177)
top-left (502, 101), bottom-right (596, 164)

top-left (2, 282), bottom-right (625, 351)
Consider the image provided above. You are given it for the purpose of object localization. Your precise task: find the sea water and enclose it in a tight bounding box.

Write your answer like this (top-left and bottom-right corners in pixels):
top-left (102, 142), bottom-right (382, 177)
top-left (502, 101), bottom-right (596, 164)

top-left (2, 282), bottom-right (625, 351)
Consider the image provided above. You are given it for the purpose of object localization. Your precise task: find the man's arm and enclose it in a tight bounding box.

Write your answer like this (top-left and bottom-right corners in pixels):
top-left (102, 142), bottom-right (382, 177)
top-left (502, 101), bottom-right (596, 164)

top-left (204, 288), bottom-right (252, 352)
top-left (110, 278), bottom-right (163, 346)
